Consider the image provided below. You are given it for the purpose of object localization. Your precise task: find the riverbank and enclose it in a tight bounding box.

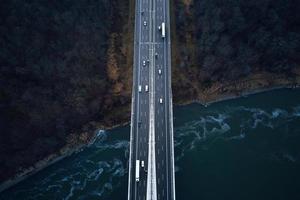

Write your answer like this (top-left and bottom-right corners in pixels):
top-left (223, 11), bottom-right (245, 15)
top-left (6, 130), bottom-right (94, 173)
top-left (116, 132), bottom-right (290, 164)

top-left (1, 80), bottom-right (299, 193)
top-left (176, 75), bottom-right (300, 106)
top-left (0, 118), bottom-right (133, 193)
top-left (0, 131), bottom-right (95, 193)
top-left (2, 88), bottom-right (300, 199)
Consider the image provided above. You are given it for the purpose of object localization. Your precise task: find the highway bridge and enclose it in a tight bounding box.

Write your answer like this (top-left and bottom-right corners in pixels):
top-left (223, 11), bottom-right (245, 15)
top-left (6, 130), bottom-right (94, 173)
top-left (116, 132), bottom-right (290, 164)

top-left (127, 0), bottom-right (176, 199)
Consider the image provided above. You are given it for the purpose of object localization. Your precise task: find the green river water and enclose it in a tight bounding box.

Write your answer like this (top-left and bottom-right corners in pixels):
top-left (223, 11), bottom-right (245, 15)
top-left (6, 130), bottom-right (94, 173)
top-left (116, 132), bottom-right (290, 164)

top-left (1, 88), bottom-right (300, 200)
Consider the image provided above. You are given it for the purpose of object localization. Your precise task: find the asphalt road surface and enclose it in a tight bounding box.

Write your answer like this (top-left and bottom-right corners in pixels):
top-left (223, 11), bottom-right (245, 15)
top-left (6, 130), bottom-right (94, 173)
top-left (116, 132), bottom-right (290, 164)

top-left (128, 0), bottom-right (175, 199)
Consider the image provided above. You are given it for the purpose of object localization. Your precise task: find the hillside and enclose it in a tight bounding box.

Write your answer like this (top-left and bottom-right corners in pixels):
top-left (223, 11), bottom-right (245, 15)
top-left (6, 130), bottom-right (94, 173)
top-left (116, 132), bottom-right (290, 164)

top-left (171, 0), bottom-right (300, 103)
top-left (0, 0), bottom-right (134, 183)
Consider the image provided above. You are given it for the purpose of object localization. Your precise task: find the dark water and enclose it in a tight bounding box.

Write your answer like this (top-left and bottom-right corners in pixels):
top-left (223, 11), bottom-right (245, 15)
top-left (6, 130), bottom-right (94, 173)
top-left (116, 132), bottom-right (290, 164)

top-left (1, 88), bottom-right (300, 200)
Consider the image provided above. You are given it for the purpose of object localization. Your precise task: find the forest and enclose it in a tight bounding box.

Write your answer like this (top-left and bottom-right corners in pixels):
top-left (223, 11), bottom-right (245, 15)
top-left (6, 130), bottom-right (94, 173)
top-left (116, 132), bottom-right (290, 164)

top-left (0, 0), bottom-right (133, 182)
top-left (172, 0), bottom-right (300, 102)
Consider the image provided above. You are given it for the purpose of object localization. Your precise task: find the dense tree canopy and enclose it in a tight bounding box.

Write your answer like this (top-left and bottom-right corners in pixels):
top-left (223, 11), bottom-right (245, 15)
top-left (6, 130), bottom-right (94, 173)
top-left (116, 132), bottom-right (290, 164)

top-left (0, 0), bottom-right (131, 182)
top-left (195, 0), bottom-right (300, 81)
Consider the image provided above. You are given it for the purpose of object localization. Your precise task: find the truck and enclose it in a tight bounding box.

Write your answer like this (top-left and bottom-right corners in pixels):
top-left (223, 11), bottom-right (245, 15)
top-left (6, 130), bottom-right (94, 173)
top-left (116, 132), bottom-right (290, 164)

top-left (135, 160), bottom-right (140, 182)
top-left (161, 22), bottom-right (165, 38)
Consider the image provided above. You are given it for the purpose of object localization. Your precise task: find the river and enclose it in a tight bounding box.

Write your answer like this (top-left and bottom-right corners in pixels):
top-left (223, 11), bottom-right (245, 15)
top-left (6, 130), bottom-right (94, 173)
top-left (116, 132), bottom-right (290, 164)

top-left (1, 88), bottom-right (300, 200)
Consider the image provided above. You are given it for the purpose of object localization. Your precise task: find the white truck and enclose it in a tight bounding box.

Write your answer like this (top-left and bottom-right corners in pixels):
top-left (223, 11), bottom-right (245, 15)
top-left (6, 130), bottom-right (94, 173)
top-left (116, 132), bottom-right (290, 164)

top-left (161, 22), bottom-right (165, 38)
top-left (136, 160), bottom-right (140, 182)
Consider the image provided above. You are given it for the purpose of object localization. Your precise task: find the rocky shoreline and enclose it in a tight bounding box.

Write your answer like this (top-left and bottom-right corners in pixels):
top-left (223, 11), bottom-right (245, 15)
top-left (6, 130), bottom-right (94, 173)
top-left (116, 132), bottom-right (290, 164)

top-left (1, 82), bottom-right (299, 193)
top-left (177, 84), bottom-right (300, 107)
top-left (0, 118), bottom-right (133, 193)
top-left (0, 132), bottom-right (94, 193)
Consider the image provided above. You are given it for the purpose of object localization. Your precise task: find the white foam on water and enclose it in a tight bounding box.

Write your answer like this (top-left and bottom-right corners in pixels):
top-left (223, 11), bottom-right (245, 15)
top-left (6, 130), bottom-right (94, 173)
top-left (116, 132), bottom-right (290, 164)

top-left (46, 184), bottom-right (63, 191)
top-left (112, 161), bottom-right (125, 177)
top-left (59, 158), bottom-right (126, 199)
top-left (98, 160), bottom-right (111, 169)
top-left (251, 117), bottom-right (263, 129)
top-left (269, 152), bottom-right (298, 163)
top-left (85, 159), bottom-right (95, 164)
top-left (88, 168), bottom-right (104, 181)
top-left (235, 106), bottom-right (298, 130)
top-left (87, 181), bottom-right (114, 198)
top-left (283, 154), bottom-right (297, 162)
top-left (30, 193), bottom-right (44, 200)
top-left (174, 113), bottom-right (231, 162)
top-left (91, 190), bottom-right (104, 197)
top-left (64, 182), bottom-right (75, 200)
top-left (271, 109), bottom-right (288, 118)
top-left (61, 176), bottom-right (69, 182)
top-left (237, 107), bottom-right (275, 129)
top-left (89, 129), bottom-right (107, 145)
top-left (94, 140), bottom-right (129, 151)
top-left (104, 182), bottom-right (113, 190)
top-left (293, 106), bottom-right (300, 117)
top-left (228, 133), bottom-right (245, 140)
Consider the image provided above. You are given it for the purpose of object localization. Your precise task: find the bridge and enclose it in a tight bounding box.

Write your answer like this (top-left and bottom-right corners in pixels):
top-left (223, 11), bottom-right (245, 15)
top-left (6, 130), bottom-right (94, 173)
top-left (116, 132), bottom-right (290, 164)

top-left (127, 0), bottom-right (176, 199)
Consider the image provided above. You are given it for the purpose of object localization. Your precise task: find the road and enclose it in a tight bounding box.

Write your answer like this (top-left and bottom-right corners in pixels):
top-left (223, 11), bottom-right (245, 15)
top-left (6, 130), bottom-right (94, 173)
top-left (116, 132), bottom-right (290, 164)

top-left (127, 0), bottom-right (175, 199)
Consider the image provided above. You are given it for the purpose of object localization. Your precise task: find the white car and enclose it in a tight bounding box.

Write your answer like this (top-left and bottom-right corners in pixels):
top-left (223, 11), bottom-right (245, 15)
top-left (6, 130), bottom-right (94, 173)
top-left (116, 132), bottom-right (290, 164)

top-left (158, 69), bottom-right (162, 75)
top-left (144, 21), bottom-right (147, 26)
top-left (145, 85), bottom-right (149, 92)
top-left (143, 60), bottom-right (146, 66)
top-left (158, 25), bottom-right (161, 30)
top-left (159, 98), bottom-right (163, 104)
top-left (138, 85), bottom-right (142, 92)
top-left (141, 160), bottom-right (144, 168)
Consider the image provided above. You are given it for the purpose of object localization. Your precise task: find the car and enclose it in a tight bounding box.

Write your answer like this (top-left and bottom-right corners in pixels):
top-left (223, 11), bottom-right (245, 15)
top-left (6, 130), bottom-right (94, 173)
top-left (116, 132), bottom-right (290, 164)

top-left (155, 52), bottom-right (158, 58)
top-left (159, 98), bottom-right (163, 104)
top-left (143, 21), bottom-right (147, 26)
top-left (141, 160), bottom-right (144, 168)
top-left (138, 85), bottom-right (142, 92)
top-left (158, 69), bottom-right (162, 75)
top-left (145, 85), bottom-right (149, 92)
top-left (147, 59), bottom-right (150, 64)
top-left (138, 121), bottom-right (142, 127)
top-left (141, 11), bottom-right (144, 15)
top-left (143, 60), bottom-right (146, 66)
top-left (158, 25), bottom-right (161, 30)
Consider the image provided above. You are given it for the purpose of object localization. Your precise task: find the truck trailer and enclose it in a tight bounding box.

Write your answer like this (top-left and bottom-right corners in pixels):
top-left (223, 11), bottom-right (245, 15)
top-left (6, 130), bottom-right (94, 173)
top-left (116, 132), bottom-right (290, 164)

top-left (135, 160), bottom-right (140, 182)
top-left (161, 22), bottom-right (165, 38)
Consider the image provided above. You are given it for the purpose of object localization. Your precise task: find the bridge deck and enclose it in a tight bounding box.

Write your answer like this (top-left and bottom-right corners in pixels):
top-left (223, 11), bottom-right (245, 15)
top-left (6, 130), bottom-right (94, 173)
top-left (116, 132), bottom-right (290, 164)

top-left (127, 0), bottom-right (175, 199)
